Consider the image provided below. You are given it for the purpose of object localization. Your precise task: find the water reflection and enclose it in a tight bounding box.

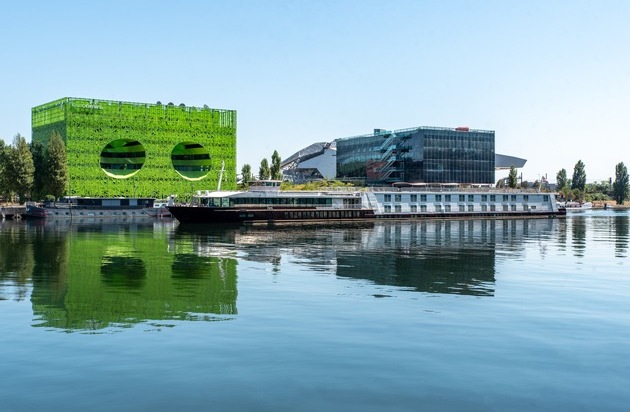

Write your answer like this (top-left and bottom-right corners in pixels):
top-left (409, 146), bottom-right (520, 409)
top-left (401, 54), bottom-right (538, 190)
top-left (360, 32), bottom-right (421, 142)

top-left (615, 215), bottom-right (629, 258)
top-left (0, 219), bottom-right (237, 332)
top-left (2, 213), bottom-right (628, 332)
top-left (101, 255), bottom-right (147, 288)
top-left (572, 217), bottom-right (587, 258)
top-left (173, 218), bottom-right (559, 297)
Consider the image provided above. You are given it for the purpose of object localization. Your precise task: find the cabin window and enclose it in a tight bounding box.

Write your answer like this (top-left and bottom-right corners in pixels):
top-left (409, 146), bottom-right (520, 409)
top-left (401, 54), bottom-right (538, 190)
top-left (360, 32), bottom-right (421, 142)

top-left (543, 195), bottom-right (549, 202)
top-left (435, 194), bottom-right (442, 202)
top-left (420, 205), bottom-right (427, 212)
top-left (445, 194), bottom-right (451, 202)
top-left (384, 194), bottom-right (392, 202)
top-left (444, 204), bottom-right (451, 212)
top-left (468, 205), bottom-right (474, 212)
top-left (435, 205), bottom-right (442, 212)
top-left (384, 205), bottom-right (392, 213)
top-left (511, 195), bottom-right (517, 201)
top-left (503, 205), bottom-right (509, 211)
top-left (481, 204), bottom-right (487, 212)
top-left (481, 195), bottom-right (487, 202)
top-left (410, 205), bottom-right (417, 212)
top-left (490, 195), bottom-right (496, 202)
top-left (394, 205), bottom-right (401, 213)
top-left (420, 194), bottom-right (427, 202)
top-left (503, 195), bottom-right (509, 201)
top-left (490, 205), bottom-right (496, 212)
top-left (459, 195), bottom-right (465, 202)
top-left (394, 194), bottom-right (402, 202)
top-left (511, 204), bottom-right (517, 211)
top-left (468, 195), bottom-right (474, 202)
top-left (410, 194), bottom-right (417, 202)
top-left (459, 205), bottom-right (465, 212)
top-left (523, 195), bottom-right (529, 201)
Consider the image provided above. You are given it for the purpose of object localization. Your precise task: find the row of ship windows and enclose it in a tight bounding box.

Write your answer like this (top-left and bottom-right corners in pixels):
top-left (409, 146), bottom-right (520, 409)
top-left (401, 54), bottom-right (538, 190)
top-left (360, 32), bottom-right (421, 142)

top-left (281, 210), bottom-right (363, 219)
top-left (237, 210), bottom-right (363, 220)
top-left (383, 194), bottom-right (549, 203)
top-left (200, 197), bottom-right (334, 207)
top-left (384, 204), bottom-right (537, 213)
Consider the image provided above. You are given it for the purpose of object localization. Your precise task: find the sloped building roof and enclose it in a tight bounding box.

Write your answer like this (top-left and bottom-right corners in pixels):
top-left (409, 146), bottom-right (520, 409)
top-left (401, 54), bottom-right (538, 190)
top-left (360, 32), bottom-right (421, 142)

top-left (495, 154), bottom-right (527, 169)
top-left (281, 142), bottom-right (332, 168)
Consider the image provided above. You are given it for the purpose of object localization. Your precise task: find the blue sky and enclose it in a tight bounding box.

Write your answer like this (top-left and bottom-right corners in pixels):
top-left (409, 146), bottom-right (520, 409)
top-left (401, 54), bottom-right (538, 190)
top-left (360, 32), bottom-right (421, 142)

top-left (1, 0), bottom-right (628, 183)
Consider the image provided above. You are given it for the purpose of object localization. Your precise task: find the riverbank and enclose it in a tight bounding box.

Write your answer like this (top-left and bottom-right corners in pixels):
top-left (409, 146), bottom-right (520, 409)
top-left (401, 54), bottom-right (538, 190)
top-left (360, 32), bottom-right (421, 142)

top-left (592, 201), bottom-right (630, 209)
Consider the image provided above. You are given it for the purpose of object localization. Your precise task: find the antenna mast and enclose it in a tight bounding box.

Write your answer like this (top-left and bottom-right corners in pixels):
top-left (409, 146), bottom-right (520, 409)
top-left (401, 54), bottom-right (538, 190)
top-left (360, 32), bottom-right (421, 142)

top-left (217, 160), bottom-right (225, 191)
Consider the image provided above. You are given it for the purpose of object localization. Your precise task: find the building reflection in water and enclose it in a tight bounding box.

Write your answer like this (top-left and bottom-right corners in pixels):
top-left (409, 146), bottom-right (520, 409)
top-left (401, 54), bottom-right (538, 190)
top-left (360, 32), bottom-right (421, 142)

top-left (0, 220), bottom-right (237, 332)
top-left (335, 221), bottom-right (498, 296)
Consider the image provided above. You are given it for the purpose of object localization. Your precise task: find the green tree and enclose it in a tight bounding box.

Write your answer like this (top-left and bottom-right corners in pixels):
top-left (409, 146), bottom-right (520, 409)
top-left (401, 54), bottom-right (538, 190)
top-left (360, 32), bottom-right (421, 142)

top-left (270, 150), bottom-right (282, 180)
top-left (556, 168), bottom-right (568, 190)
top-left (507, 166), bottom-right (518, 188)
top-left (30, 141), bottom-right (46, 200)
top-left (0, 139), bottom-right (9, 200)
top-left (241, 164), bottom-right (253, 184)
top-left (45, 131), bottom-right (68, 200)
top-left (571, 160), bottom-right (586, 191)
top-left (5, 134), bottom-right (35, 203)
top-left (585, 180), bottom-right (612, 202)
top-left (259, 158), bottom-right (270, 180)
top-left (613, 162), bottom-right (629, 205)
top-left (532, 180), bottom-right (540, 191)
top-left (570, 188), bottom-right (584, 203)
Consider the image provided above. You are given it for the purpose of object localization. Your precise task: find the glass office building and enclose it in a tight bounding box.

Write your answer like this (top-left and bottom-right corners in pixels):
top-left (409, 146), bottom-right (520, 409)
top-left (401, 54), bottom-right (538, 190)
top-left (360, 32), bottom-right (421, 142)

top-left (336, 126), bottom-right (495, 185)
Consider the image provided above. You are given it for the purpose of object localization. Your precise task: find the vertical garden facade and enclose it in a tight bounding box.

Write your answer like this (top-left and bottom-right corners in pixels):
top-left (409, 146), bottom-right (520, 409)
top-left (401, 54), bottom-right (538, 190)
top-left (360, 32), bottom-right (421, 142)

top-left (32, 97), bottom-right (237, 199)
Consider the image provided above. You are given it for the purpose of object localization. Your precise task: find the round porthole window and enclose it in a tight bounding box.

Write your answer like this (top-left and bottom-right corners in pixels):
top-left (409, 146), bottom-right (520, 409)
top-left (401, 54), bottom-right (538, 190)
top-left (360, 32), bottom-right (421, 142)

top-left (100, 139), bottom-right (146, 178)
top-left (171, 142), bottom-right (211, 180)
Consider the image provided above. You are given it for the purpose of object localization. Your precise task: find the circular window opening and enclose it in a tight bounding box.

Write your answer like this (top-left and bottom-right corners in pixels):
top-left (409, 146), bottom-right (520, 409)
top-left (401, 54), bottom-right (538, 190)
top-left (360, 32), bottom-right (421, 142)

top-left (100, 139), bottom-right (146, 179)
top-left (171, 142), bottom-right (211, 180)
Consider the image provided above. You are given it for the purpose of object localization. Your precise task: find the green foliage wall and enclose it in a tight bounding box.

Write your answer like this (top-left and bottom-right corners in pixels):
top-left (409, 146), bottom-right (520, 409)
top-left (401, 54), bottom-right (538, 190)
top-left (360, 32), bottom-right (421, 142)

top-left (32, 98), bottom-right (237, 199)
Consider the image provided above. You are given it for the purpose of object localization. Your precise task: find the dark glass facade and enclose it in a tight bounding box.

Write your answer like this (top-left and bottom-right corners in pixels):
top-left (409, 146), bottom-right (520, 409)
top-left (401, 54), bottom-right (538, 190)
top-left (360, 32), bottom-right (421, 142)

top-left (336, 127), bottom-right (495, 184)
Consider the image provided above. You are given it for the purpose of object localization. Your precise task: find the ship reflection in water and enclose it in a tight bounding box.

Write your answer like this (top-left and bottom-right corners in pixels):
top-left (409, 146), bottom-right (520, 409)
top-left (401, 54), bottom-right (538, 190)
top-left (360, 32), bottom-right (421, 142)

top-left (0, 218), bottom-right (558, 332)
top-left (174, 218), bottom-right (558, 298)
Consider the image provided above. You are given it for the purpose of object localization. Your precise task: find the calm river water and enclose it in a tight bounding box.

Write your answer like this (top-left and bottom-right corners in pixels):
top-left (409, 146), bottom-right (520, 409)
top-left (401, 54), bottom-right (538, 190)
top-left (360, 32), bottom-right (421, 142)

top-left (1, 211), bottom-right (629, 411)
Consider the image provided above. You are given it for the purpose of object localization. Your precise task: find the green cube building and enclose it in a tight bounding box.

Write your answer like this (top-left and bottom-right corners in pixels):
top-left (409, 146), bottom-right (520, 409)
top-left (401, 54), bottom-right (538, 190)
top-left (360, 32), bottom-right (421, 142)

top-left (32, 97), bottom-right (237, 199)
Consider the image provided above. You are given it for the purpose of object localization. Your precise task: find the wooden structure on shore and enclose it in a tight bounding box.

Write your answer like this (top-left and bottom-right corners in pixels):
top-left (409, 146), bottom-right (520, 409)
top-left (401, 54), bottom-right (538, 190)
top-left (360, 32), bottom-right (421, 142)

top-left (0, 206), bottom-right (26, 220)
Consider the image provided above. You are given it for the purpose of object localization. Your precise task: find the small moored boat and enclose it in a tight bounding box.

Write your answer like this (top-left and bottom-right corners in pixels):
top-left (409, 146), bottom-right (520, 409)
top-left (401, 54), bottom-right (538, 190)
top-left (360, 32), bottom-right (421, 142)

top-left (23, 197), bottom-right (167, 219)
top-left (558, 201), bottom-right (593, 212)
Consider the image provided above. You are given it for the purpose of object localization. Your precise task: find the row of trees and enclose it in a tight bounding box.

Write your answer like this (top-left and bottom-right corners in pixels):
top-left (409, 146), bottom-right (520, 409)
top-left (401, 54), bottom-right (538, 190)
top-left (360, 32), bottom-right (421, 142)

top-left (499, 160), bottom-right (629, 205)
top-left (555, 159), bottom-right (587, 192)
top-left (555, 160), bottom-right (629, 205)
top-left (0, 133), bottom-right (68, 204)
top-left (240, 150), bottom-right (282, 185)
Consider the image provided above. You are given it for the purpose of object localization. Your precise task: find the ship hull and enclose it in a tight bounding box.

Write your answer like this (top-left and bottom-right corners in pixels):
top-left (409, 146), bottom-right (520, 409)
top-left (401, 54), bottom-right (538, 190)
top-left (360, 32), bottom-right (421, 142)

top-left (167, 205), bottom-right (564, 225)
top-left (167, 206), bottom-right (375, 224)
